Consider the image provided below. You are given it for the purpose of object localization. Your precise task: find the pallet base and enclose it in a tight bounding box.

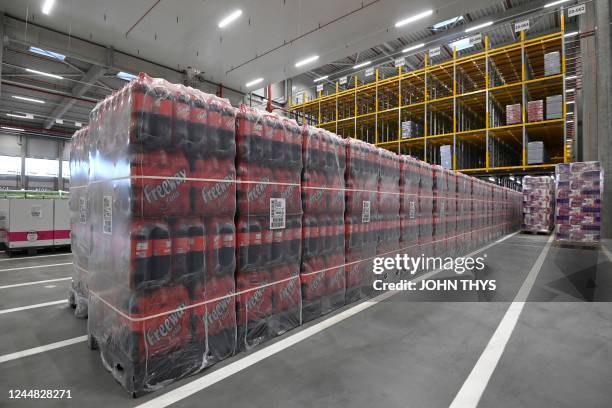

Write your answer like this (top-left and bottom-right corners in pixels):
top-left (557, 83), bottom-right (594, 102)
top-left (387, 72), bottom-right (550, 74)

top-left (521, 230), bottom-right (552, 236)
top-left (553, 240), bottom-right (600, 250)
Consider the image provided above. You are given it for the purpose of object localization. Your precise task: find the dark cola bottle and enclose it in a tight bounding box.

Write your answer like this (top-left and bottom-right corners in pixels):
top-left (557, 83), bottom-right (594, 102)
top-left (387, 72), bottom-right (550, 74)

top-left (129, 220), bottom-right (172, 290)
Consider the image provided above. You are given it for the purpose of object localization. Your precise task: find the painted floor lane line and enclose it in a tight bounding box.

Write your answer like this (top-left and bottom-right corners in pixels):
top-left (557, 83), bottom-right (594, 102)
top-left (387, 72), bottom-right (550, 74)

top-left (134, 232), bottom-right (520, 408)
top-left (0, 262), bottom-right (73, 273)
top-left (448, 234), bottom-right (554, 408)
top-left (0, 300), bottom-right (66, 315)
top-left (0, 336), bottom-right (87, 364)
top-left (0, 253), bottom-right (73, 262)
top-left (0, 277), bottom-right (71, 290)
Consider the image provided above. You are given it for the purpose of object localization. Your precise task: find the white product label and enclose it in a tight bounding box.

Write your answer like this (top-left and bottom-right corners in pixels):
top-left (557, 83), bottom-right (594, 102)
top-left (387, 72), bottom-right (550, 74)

top-left (362, 200), bottom-right (371, 223)
top-left (316, 84), bottom-right (324, 92)
top-left (469, 34), bottom-right (482, 45)
top-left (270, 198), bottom-right (286, 230)
top-left (103, 195), bottom-right (112, 235)
top-left (365, 67), bottom-right (374, 77)
top-left (31, 206), bottom-right (42, 218)
top-left (515, 20), bottom-right (530, 32)
top-left (27, 231), bottom-right (38, 242)
top-left (429, 47), bottom-right (441, 58)
top-left (409, 201), bottom-right (416, 219)
top-left (79, 197), bottom-right (87, 224)
top-left (394, 57), bottom-right (406, 67)
top-left (568, 4), bottom-right (586, 17)
top-left (339, 76), bottom-right (348, 85)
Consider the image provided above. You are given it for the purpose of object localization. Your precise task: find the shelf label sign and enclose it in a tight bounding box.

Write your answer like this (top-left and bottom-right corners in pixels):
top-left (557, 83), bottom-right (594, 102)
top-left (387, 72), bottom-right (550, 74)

top-left (339, 76), bottom-right (347, 85)
top-left (429, 47), bottom-right (441, 58)
top-left (365, 67), bottom-right (374, 77)
top-left (316, 84), bottom-right (324, 92)
top-left (394, 57), bottom-right (406, 67)
top-left (568, 4), bottom-right (586, 17)
top-left (515, 20), bottom-right (530, 32)
top-left (469, 34), bottom-right (482, 45)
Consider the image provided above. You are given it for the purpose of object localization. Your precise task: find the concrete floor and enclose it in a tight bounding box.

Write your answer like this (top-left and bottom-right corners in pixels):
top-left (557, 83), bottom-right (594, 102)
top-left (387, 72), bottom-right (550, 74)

top-left (0, 236), bottom-right (610, 408)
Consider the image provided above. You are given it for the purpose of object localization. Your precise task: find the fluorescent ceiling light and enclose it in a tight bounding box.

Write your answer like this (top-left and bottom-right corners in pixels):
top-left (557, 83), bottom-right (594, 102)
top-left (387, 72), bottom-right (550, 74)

top-left (7, 113), bottom-right (30, 119)
top-left (566, 100), bottom-right (575, 104)
top-left (433, 15), bottom-right (464, 29)
top-left (313, 75), bottom-right (329, 83)
top-left (402, 43), bottom-right (425, 53)
top-left (509, 176), bottom-right (515, 181)
top-left (295, 55), bottom-right (319, 68)
top-left (1, 126), bottom-right (24, 132)
top-left (29, 46), bottom-right (65, 61)
top-left (218, 10), bottom-right (242, 28)
top-left (565, 75), bottom-right (577, 80)
top-left (246, 77), bottom-right (264, 87)
top-left (544, 0), bottom-right (569, 7)
top-left (567, 119), bottom-right (574, 123)
top-left (488, 177), bottom-right (495, 182)
top-left (75, 122), bottom-right (83, 128)
top-left (42, 0), bottom-right (55, 15)
top-left (465, 21), bottom-right (493, 33)
top-left (395, 9), bottom-right (433, 28)
top-left (564, 31), bottom-right (579, 37)
top-left (12, 95), bottom-right (45, 104)
top-left (566, 88), bottom-right (575, 93)
top-left (116, 71), bottom-right (138, 81)
top-left (25, 68), bottom-right (63, 80)
top-left (567, 111), bottom-right (574, 115)
top-left (450, 38), bottom-right (473, 51)
top-left (353, 61), bottom-right (371, 69)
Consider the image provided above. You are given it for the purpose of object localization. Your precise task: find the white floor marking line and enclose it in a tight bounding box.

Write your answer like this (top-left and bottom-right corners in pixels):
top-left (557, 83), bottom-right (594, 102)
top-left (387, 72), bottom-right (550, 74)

top-left (0, 262), bottom-right (73, 273)
top-left (135, 231), bottom-right (519, 408)
top-left (449, 234), bottom-right (554, 408)
top-left (601, 245), bottom-right (612, 263)
top-left (0, 253), bottom-right (72, 262)
top-left (0, 300), bottom-right (66, 315)
top-left (0, 277), bottom-right (71, 290)
top-left (0, 336), bottom-right (87, 364)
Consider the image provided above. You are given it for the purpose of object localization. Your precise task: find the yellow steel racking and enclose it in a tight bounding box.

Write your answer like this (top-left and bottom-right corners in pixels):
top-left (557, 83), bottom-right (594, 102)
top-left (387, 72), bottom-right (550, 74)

top-left (290, 22), bottom-right (568, 175)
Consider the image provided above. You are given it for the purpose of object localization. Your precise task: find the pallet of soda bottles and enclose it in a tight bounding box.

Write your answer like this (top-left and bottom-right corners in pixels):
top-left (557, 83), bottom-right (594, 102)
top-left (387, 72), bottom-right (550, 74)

top-left (70, 73), bottom-right (523, 397)
top-left (554, 161), bottom-right (602, 248)
top-left (522, 176), bottom-right (554, 234)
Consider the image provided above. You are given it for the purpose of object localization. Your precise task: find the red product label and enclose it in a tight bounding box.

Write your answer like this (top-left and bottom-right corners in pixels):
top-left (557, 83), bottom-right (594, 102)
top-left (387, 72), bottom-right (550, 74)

top-left (132, 92), bottom-right (153, 112)
top-left (190, 236), bottom-right (205, 252)
top-left (153, 238), bottom-right (171, 256)
top-left (191, 106), bottom-right (207, 124)
top-left (154, 98), bottom-right (172, 116)
top-left (132, 239), bottom-right (152, 258)
top-left (173, 237), bottom-right (190, 254)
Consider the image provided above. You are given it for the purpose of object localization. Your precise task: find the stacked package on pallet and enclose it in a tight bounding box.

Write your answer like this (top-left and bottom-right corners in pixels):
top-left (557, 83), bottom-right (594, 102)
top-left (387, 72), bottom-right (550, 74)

top-left (445, 168), bottom-right (458, 256)
top-left (419, 162), bottom-right (435, 257)
top-left (522, 176), bottom-right (554, 233)
top-left (527, 141), bottom-right (547, 164)
top-left (456, 172), bottom-right (472, 254)
top-left (472, 179), bottom-right (487, 247)
top-left (432, 166), bottom-right (448, 257)
top-left (86, 74), bottom-right (238, 395)
top-left (68, 126), bottom-right (91, 318)
top-left (345, 139), bottom-right (379, 302)
top-left (554, 162), bottom-right (602, 244)
top-left (527, 100), bottom-right (544, 122)
top-left (301, 126), bottom-right (346, 322)
top-left (546, 95), bottom-right (563, 119)
top-left (544, 51), bottom-right (561, 76)
top-left (399, 155), bottom-right (420, 260)
top-left (377, 149), bottom-right (401, 283)
top-left (506, 103), bottom-right (522, 125)
top-left (235, 107), bottom-right (303, 349)
top-left (401, 121), bottom-right (421, 139)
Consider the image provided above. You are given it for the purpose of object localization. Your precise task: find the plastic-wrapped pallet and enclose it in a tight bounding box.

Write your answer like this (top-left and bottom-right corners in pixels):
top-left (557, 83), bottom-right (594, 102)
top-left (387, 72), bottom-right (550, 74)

top-left (419, 163), bottom-right (434, 257)
top-left (506, 103), bottom-right (522, 125)
top-left (527, 141), bottom-right (548, 164)
top-left (401, 121), bottom-right (421, 139)
top-left (440, 145), bottom-right (452, 169)
top-left (544, 51), bottom-right (561, 76)
top-left (432, 165), bottom-right (448, 257)
top-left (445, 168), bottom-right (458, 257)
top-left (345, 138), bottom-right (379, 303)
top-left (86, 74), bottom-right (238, 395)
top-left (527, 100), bottom-right (544, 122)
top-left (456, 172), bottom-right (472, 255)
top-left (399, 155), bottom-right (420, 260)
top-left (546, 95), bottom-right (562, 119)
top-left (301, 126), bottom-right (346, 322)
top-left (554, 161), bottom-right (602, 245)
top-left (68, 126), bottom-right (91, 318)
top-left (522, 176), bottom-right (554, 233)
top-left (235, 106), bottom-right (303, 349)
top-left (376, 149), bottom-right (401, 284)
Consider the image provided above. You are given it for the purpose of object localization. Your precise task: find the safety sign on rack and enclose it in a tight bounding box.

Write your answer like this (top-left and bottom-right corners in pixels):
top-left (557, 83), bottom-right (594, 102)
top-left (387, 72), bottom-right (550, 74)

top-left (469, 34), bottom-right (482, 45)
top-left (394, 57), bottom-right (406, 67)
top-left (568, 4), bottom-right (586, 17)
top-left (515, 20), bottom-right (530, 32)
top-left (270, 198), bottom-right (286, 230)
top-left (316, 84), bottom-right (324, 92)
top-left (365, 67), bottom-right (374, 77)
top-left (339, 76), bottom-right (348, 85)
top-left (429, 47), bottom-right (441, 58)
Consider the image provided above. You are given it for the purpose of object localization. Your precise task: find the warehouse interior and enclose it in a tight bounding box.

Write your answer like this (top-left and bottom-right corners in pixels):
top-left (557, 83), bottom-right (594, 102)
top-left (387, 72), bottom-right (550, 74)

top-left (0, 0), bottom-right (610, 407)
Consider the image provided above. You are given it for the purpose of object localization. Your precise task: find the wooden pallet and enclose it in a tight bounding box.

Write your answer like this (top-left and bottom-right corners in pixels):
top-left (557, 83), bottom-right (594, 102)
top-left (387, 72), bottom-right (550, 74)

top-left (552, 240), bottom-right (600, 250)
top-left (521, 229), bottom-right (552, 236)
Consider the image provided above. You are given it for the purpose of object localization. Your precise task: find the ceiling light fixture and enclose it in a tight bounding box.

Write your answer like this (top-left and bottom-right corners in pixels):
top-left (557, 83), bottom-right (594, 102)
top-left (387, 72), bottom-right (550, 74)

top-left (7, 113), bottom-right (30, 119)
top-left (25, 68), bottom-right (63, 80)
top-left (313, 75), bottom-right (329, 83)
top-left (29, 46), bottom-right (66, 61)
top-left (564, 31), bottom-right (579, 37)
top-left (402, 43), bottom-right (425, 53)
top-left (42, 0), bottom-right (55, 15)
top-left (116, 71), bottom-right (138, 81)
top-left (246, 77), bottom-right (264, 87)
top-left (395, 9), bottom-right (434, 28)
top-left (544, 0), bottom-right (569, 7)
top-left (465, 21), bottom-right (493, 33)
top-left (450, 38), bottom-right (473, 51)
top-left (218, 10), bottom-right (243, 28)
top-left (353, 61), bottom-right (371, 69)
top-left (12, 95), bottom-right (45, 104)
top-left (295, 55), bottom-right (319, 68)
top-left (566, 100), bottom-right (575, 104)
top-left (1, 126), bottom-right (25, 132)
top-left (566, 88), bottom-right (575, 93)
top-left (565, 75), bottom-right (577, 80)
top-left (433, 15), bottom-right (464, 29)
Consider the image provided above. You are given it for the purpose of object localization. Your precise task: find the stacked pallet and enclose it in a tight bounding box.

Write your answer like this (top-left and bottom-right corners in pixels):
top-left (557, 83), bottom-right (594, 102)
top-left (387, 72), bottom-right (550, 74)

top-left (522, 176), bottom-right (554, 233)
top-left (506, 103), bottom-right (522, 125)
top-left (546, 95), bottom-right (563, 119)
top-left (544, 51), bottom-right (561, 76)
top-left (527, 100), bottom-right (544, 122)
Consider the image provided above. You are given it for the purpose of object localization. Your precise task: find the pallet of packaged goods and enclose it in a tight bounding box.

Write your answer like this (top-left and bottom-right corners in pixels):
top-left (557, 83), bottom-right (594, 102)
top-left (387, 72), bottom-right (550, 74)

top-left (546, 95), bottom-right (563, 120)
top-left (506, 103), bottom-right (522, 125)
top-left (301, 126), bottom-right (346, 322)
top-left (527, 100), bottom-right (544, 123)
top-left (527, 141), bottom-right (548, 165)
top-left (522, 175), bottom-right (554, 234)
top-left (544, 51), bottom-right (561, 77)
top-left (377, 149), bottom-right (401, 283)
top-left (554, 162), bottom-right (602, 247)
top-left (399, 155), bottom-right (420, 261)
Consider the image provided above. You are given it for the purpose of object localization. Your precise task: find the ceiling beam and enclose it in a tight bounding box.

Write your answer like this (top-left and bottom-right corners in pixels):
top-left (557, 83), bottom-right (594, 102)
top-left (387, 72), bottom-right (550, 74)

top-left (43, 64), bottom-right (107, 129)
